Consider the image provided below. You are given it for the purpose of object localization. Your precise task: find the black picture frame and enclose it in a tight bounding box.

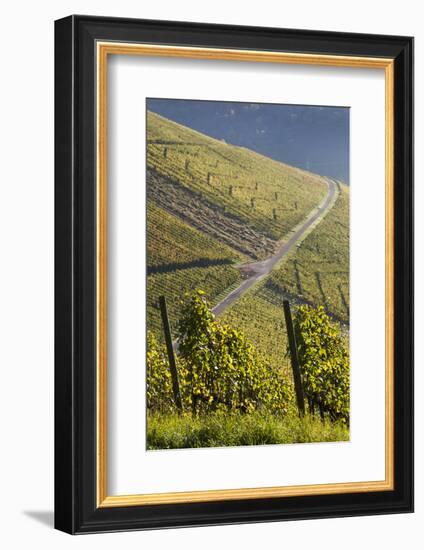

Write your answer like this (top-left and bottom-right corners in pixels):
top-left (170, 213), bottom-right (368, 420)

top-left (55, 14), bottom-right (413, 534)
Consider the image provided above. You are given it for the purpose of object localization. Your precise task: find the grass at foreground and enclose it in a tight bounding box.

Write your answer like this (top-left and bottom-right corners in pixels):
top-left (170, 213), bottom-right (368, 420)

top-left (147, 410), bottom-right (349, 450)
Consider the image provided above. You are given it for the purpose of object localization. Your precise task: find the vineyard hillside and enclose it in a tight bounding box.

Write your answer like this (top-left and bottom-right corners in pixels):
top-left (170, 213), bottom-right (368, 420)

top-left (147, 111), bottom-right (329, 259)
top-left (269, 183), bottom-right (349, 323)
top-left (145, 106), bottom-right (350, 449)
top-left (147, 203), bottom-right (244, 338)
top-left (222, 184), bottom-right (350, 373)
top-left (147, 111), bottom-right (334, 341)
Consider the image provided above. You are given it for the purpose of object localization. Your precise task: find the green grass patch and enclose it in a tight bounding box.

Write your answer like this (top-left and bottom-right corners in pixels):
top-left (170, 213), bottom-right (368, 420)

top-left (147, 410), bottom-right (349, 450)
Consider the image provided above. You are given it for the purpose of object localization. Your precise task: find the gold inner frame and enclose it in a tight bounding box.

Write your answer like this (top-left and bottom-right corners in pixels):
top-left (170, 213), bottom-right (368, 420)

top-left (96, 42), bottom-right (395, 508)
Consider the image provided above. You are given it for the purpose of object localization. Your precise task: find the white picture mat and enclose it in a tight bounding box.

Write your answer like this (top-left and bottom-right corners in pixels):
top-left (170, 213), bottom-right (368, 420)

top-left (107, 54), bottom-right (386, 496)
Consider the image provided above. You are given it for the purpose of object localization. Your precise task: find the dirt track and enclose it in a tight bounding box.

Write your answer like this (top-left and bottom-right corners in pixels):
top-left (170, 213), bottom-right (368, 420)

top-left (212, 179), bottom-right (338, 316)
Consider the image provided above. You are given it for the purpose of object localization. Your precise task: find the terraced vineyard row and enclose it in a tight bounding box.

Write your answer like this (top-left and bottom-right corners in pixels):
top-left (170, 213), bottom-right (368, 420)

top-left (147, 265), bottom-right (242, 342)
top-left (222, 281), bottom-right (292, 375)
top-left (147, 202), bottom-right (245, 271)
top-left (147, 201), bottom-right (243, 340)
top-left (147, 168), bottom-right (276, 260)
top-left (269, 184), bottom-right (349, 323)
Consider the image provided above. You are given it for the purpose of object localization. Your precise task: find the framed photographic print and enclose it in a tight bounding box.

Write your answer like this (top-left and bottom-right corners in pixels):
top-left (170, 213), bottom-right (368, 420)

top-left (54, 15), bottom-right (413, 534)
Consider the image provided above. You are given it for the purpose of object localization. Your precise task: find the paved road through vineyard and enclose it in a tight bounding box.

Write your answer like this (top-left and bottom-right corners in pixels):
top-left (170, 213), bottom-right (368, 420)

top-left (212, 178), bottom-right (338, 316)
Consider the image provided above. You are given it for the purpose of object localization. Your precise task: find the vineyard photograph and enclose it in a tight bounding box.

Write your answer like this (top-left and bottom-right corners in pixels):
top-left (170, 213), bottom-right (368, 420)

top-left (145, 98), bottom-right (350, 450)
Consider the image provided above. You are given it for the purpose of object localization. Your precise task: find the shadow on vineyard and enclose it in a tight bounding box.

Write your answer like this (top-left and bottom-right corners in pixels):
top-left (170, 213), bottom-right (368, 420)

top-left (146, 291), bottom-right (350, 450)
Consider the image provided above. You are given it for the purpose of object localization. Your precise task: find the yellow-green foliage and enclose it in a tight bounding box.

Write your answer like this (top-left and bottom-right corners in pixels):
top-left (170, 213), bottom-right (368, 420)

top-left (222, 282), bottom-right (291, 376)
top-left (146, 331), bottom-right (175, 414)
top-left (147, 292), bottom-right (292, 416)
top-left (270, 184), bottom-right (350, 322)
top-left (294, 305), bottom-right (350, 424)
top-left (147, 111), bottom-right (328, 242)
top-left (146, 294), bottom-right (350, 450)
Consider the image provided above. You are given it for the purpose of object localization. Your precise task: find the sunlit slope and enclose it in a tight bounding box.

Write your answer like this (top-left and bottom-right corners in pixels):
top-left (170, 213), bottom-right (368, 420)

top-left (269, 183), bottom-right (349, 323)
top-left (147, 111), bottom-right (328, 259)
top-left (222, 184), bottom-right (349, 373)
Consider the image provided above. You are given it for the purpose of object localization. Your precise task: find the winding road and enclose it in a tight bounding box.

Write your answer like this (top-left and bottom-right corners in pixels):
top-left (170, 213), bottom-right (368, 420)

top-left (211, 178), bottom-right (338, 316)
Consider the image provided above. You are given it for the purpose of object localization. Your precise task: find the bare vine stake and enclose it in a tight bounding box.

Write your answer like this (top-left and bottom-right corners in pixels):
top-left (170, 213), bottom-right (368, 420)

top-left (159, 295), bottom-right (183, 413)
top-left (283, 300), bottom-right (305, 417)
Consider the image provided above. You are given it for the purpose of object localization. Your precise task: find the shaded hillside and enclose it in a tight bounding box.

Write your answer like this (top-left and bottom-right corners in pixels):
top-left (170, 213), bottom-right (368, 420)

top-left (147, 202), bottom-right (244, 337)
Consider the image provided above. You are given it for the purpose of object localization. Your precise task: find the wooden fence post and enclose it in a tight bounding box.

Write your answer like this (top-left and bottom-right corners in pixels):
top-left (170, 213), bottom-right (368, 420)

top-left (159, 295), bottom-right (183, 413)
top-left (283, 300), bottom-right (305, 417)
